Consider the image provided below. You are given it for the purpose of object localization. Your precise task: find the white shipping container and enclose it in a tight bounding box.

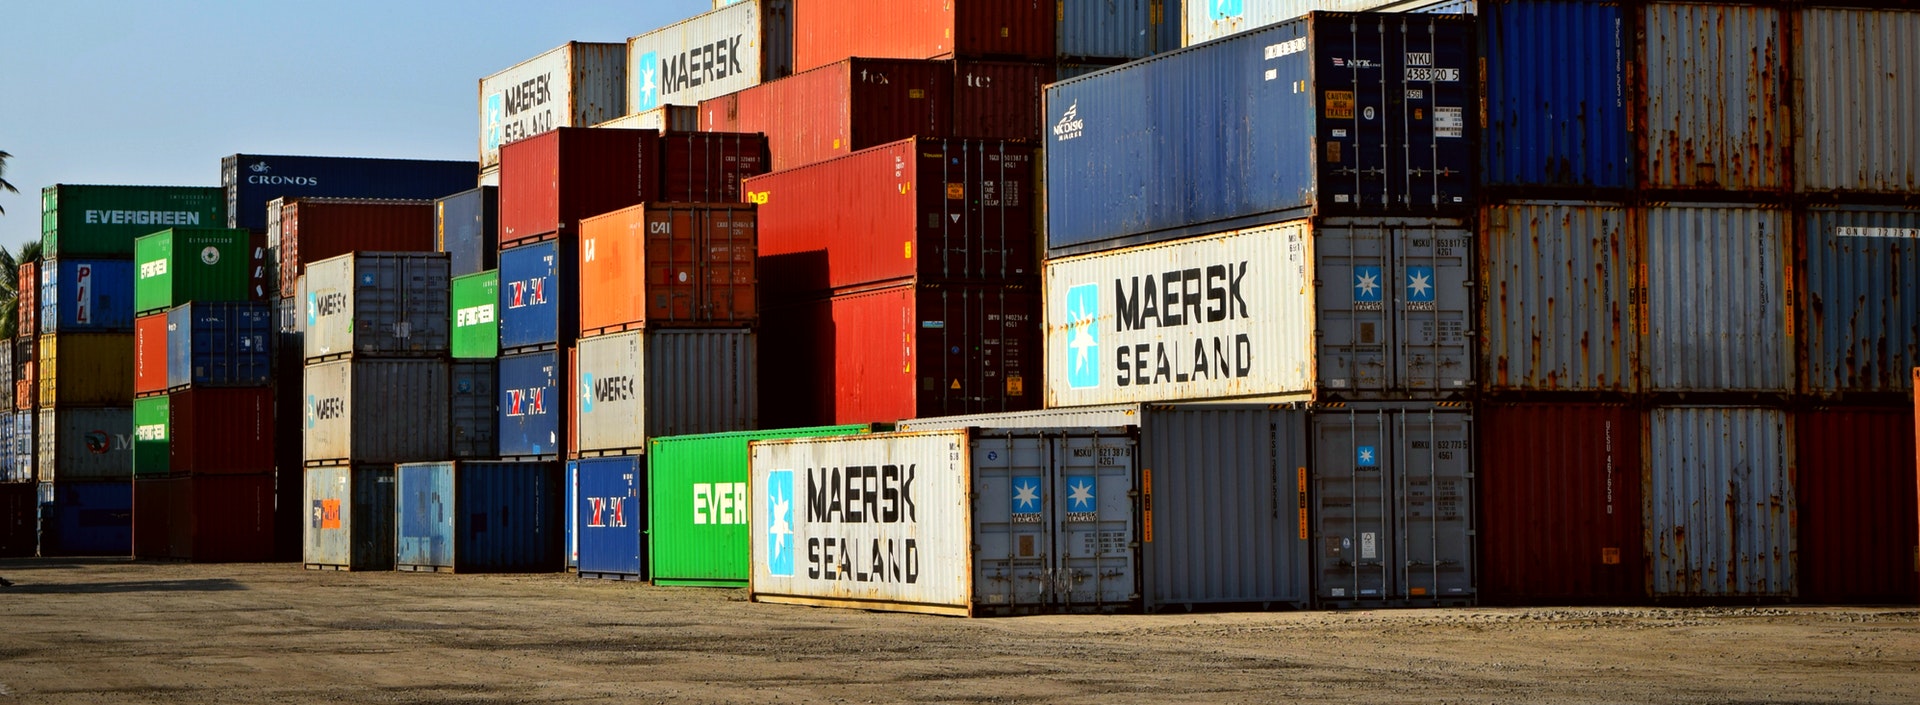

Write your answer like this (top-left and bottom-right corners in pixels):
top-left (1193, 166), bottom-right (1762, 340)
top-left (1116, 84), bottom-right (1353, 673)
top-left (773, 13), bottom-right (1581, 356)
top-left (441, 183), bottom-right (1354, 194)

top-left (479, 42), bottom-right (627, 170)
top-left (627, 1), bottom-right (788, 114)
top-left (575, 329), bottom-right (757, 454)
top-left (1184, 0), bottom-right (1444, 47)
top-left (303, 358), bottom-right (450, 466)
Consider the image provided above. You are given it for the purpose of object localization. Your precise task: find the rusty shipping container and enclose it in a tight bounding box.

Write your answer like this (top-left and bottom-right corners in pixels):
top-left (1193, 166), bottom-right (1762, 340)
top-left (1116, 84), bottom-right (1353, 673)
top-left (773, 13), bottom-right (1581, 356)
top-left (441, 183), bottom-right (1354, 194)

top-left (1480, 201), bottom-right (1639, 394)
top-left (577, 203), bottom-right (757, 335)
top-left (1801, 205), bottom-right (1920, 399)
top-left (1795, 7), bottom-right (1920, 195)
top-left (277, 199), bottom-right (436, 299)
top-left (1640, 3), bottom-right (1789, 192)
top-left (792, 0), bottom-right (1053, 73)
top-left (479, 42), bottom-right (627, 170)
top-left (132, 474), bottom-right (275, 562)
top-left (699, 59), bottom-right (953, 171)
top-left (1478, 402), bottom-right (1645, 605)
top-left (1642, 204), bottom-right (1792, 394)
top-left (1797, 406), bottom-right (1917, 604)
top-left (1646, 406), bottom-right (1796, 599)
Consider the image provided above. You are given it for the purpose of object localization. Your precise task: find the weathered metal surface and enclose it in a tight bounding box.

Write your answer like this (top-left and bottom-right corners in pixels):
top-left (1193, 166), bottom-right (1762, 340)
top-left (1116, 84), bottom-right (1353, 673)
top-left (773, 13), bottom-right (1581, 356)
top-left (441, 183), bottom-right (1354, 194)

top-left (1641, 204), bottom-right (1791, 393)
top-left (1641, 3), bottom-right (1789, 191)
top-left (1312, 402), bottom-right (1475, 607)
top-left (1481, 0), bottom-right (1631, 189)
top-left (1645, 406), bottom-right (1796, 598)
top-left (1795, 7), bottom-right (1920, 194)
top-left (1480, 201), bottom-right (1638, 392)
top-left (1801, 205), bottom-right (1920, 397)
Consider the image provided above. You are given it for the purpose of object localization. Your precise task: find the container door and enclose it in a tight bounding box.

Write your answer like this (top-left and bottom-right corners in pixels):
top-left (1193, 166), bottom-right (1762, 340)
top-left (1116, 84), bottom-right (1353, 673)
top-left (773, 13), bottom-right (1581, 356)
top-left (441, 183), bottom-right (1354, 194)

top-left (1393, 223), bottom-right (1474, 395)
top-left (1313, 409), bottom-right (1393, 605)
top-left (1396, 410), bottom-right (1474, 603)
top-left (1316, 222), bottom-right (1391, 395)
top-left (971, 434), bottom-right (1053, 611)
top-left (398, 465), bottom-right (454, 569)
top-left (565, 461), bottom-right (579, 570)
top-left (1050, 433), bottom-right (1137, 610)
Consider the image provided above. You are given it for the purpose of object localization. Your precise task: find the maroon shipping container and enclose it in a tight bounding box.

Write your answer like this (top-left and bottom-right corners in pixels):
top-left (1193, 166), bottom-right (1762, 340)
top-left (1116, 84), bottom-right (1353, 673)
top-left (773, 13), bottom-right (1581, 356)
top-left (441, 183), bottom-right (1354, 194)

top-left (759, 280), bottom-right (1039, 427)
top-left (659, 132), bottom-right (770, 205)
top-left (794, 0), bottom-right (1054, 73)
top-left (17, 260), bottom-right (37, 340)
top-left (745, 138), bottom-right (1035, 295)
top-left (169, 387), bottom-right (274, 474)
top-left (500, 128), bottom-right (662, 246)
top-left (1478, 402), bottom-right (1646, 605)
top-left (133, 473), bottom-right (275, 562)
top-left (953, 60), bottom-right (1048, 142)
top-left (1798, 406), bottom-right (1918, 604)
top-left (278, 199), bottom-right (435, 298)
top-left (699, 59), bottom-right (955, 171)
top-left (0, 481), bottom-right (34, 557)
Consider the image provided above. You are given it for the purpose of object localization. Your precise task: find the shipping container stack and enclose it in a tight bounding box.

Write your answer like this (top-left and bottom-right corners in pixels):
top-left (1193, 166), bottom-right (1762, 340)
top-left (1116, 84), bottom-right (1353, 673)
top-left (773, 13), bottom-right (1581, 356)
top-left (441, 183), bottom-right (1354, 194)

top-left (441, 187), bottom-right (503, 462)
top-left (0, 259), bottom-right (29, 556)
top-left (130, 228), bottom-right (275, 561)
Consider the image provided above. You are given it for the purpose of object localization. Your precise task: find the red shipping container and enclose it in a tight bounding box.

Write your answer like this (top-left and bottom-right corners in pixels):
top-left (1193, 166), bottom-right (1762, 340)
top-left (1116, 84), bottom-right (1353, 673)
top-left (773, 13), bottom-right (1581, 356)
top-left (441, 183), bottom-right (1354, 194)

top-left (169, 387), bottom-right (275, 474)
top-left (500, 128), bottom-right (663, 246)
top-left (134, 313), bottom-right (168, 395)
top-left (659, 132), bottom-right (770, 205)
top-left (278, 198), bottom-right (436, 298)
top-left (578, 203), bottom-right (757, 335)
top-left (0, 482), bottom-right (34, 557)
top-left (759, 280), bottom-right (1039, 427)
top-left (699, 59), bottom-right (955, 171)
top-left (133, 473), bottom-right (275, 562)
top-left (745, 137), bottom-right (1035, 295)
top-left (17, 259), bottom-right (37, 340)
top-left (15, 354), bottom-right (32, 411)
top-left (794, 0), bottom-right (1054, 73)
top-left (1478, 402), bottom-right (1646, 605)
top-left (1798, 405), bottom-right (1918, 604)
top-left (953, 60), bottom-right (1049, 142)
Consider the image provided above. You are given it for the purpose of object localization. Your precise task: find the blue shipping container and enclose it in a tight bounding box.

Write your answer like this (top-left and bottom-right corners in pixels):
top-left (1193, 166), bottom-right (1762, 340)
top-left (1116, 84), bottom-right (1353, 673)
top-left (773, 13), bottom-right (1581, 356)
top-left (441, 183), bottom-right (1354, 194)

top-left (0, 411), bottom-right (20, 483)
top-left (1045, 12), bottom-right (1477, 254)
top-left (166, 301), bottom-right (273, 389)
top-left (222, 154), bottom-right (478, 233)
top-left (40, 259), bottom-right (135, 332)
top-left (498, 239), bottom-right (577, 351)
top-left (1059, 0), bottom-right (1177, 62)
top-left (565, 461), bottom-right (578, 570)
top-left (497, 349), bottom-right (562, 459)
top-left (303, 465), bottom-right (395, 571)
top-left (1803, 205), bottom-right (1920, 397)
top-left (1481, 0), bottom-right (1629, 190)
top-left (395, 460), bottom-right (562, 573)
top-left (437, 186), bottom-right (498, 278)
top-left (574, 455), bottom-right (645, 580)
top-left (37, 481), bottom-right (133, 556)
top-left (452, 360), bottom-right (499, 459)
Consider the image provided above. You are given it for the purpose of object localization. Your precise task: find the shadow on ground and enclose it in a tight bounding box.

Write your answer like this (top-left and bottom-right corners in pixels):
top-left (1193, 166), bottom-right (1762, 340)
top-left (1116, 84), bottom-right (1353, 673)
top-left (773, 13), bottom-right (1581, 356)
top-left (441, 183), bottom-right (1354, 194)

top-left (2, 579), bottom-right (246, 594)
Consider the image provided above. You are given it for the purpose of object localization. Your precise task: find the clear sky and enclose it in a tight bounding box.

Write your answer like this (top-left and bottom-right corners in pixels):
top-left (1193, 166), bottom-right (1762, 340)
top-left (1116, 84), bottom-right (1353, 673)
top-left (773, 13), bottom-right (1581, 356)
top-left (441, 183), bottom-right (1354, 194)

top-left (0, 0), bottom-right (712, 252)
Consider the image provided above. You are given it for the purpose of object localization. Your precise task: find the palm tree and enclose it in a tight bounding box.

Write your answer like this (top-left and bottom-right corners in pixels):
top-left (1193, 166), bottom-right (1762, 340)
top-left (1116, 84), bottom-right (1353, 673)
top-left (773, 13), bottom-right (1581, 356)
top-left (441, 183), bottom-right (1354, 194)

top-left (0, 150), bottom-right (17, 215)
top-left (0, 240), bottom-right (42, 340)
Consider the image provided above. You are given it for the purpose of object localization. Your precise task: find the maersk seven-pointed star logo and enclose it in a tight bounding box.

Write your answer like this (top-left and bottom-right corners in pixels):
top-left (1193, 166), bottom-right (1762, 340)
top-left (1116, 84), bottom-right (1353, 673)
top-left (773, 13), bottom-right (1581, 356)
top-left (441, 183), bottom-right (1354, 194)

top-left (1065, 283), bottom-right (1100, 389)
top-left (1405, 266), bottom-right (1435, 302)
top-left (1012, 477), bottom-right (1042, 515)
top-left (1067, 477), bottom-right (1097, 514)
top-left (634, 52), bottom-right (660, 110)
top-left (1357, 445), bottom-right (1378, 467)
top-left (766, 470), bottom-right (794, 577)
top-left (1354, 266), bottom-right (1384, 302)
top-left (1210, 0), bottom-right (1244, 20)
top-left (484, 92), bottom-right (504, 152)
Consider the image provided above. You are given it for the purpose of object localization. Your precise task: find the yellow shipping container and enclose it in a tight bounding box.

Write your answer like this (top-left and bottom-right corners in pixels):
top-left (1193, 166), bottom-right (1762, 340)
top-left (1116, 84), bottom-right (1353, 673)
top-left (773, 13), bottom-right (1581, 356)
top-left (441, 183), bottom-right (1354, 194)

top-left (39, 333), bottom-right (135, 407)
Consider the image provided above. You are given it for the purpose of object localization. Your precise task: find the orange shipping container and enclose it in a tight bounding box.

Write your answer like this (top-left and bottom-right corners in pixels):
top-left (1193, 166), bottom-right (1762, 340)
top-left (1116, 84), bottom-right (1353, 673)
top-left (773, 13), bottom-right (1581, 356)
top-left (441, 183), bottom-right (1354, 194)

top-left (134, 313), bottom-right (168, 396)
top-left (577, 203), bottom-right (757, 336)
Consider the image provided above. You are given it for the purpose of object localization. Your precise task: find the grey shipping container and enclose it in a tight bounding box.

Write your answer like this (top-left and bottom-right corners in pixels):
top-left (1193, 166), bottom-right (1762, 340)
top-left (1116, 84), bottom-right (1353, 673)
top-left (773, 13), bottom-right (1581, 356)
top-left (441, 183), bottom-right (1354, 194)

top-left (303, 466), bottom-right (396, 571)
top-left (1480, 201), bottom-right (1639, 393)
top-left (37, 407), bottom-right (133, 482)
top-left (1795, 8), bottom-right (1920, 194)
top-left (1801, 205), bottom-right (1920, 398)
top-left (302, 358), bottom-right (449, 466)
top-left (451, 360), bottom-right (499, 459)
top-left (1641, 2), bottom-right (1789, 192)
top-left (304, 252), bottom-right (451, 361)
top-left (1642, 204), bottom-right (1791, 393)
top-left (1646, 406), bottom-right (1796, 598)
top-left (575, 329), bottom-right (756, 455)
top-left (1312, 402), bottom-right (1475, 607)
top-left (0, 341), bottom-right (12, 412)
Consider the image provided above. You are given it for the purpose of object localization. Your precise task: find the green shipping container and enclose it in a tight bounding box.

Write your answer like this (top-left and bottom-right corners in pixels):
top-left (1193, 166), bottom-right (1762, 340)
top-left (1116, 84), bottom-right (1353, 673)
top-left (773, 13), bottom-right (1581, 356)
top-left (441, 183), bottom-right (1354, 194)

top-left (134, 228), bottom-right (253, 314)
top-left (647, 424), bottom-right (888, 587)
top-left (133, 395), bottom-right (169, 478)
top-left (43, 185), bottom-right (227, 259)
top-left (451, 270), bottom-right (499, 359)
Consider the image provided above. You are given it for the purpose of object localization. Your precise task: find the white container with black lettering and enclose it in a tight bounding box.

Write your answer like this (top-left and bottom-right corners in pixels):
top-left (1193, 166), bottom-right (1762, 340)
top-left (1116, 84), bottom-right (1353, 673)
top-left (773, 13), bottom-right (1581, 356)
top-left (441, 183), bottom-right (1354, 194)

top-left (626, 0), bottom-right (790, 115)
top-left (479, 42), bottom-right (628, 170)
top-left (574, 328), bottom-right (757, 456)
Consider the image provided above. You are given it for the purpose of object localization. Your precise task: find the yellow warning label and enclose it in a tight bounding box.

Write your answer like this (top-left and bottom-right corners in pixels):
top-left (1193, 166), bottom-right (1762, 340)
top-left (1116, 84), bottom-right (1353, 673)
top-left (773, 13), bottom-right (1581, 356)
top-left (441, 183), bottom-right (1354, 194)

top-left (746, 191), bottom-right (770, 205)
top-left (908, 89), bottom-right (925, 100)
top-left (1297, 467), bottom-right (1309, 540)
top-left (833, 138), bottom-right (842, 149)
top-left (946, 183), bottom-right (965, 199)
top-left (1326, 141), bottom-right (1342, 164)
top-left (950, 379), bottom-right (961, 390)
top-left (1006, 376), bottom-right (1024, 396)
top-left (1325, 90), bottom-right (1355, 119)
top-left (1142, 468), bottom-right (1154, 543)
top-left (1410, 587), bottom-right (1428, 596)
top-left (1602, 547), bottom-right (1621, 565)
top-left (904, 242), bottom-right (913, 259)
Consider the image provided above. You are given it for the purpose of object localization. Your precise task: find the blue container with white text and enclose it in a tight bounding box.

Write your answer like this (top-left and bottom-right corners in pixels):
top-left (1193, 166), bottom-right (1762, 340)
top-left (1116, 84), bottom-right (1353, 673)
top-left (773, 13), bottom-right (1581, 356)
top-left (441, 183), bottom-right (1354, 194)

top-left (497, 349), bottom-right (562, 460)
top-left (498, 239), bottom-right (578, 352)
top-left (222, 153), bottom-right (477, 232)
top-left (574, 455), bottom-right (645, 580)
top-left (40, 259), bottom-right (136, 332)
top-left (166, 301), bottom-right (273, 389)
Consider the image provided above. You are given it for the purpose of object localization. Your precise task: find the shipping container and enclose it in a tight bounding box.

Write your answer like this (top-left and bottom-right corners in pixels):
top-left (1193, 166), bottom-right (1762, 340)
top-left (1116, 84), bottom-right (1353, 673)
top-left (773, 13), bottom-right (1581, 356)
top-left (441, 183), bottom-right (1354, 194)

top-left (131, 473), bottom-right (274, 562)
top-left (1641, 3), bottom-right (1788, 192)
top-left (1058, 0), bottom-right (1178, 62)
top-left (597, 106), bottom-right (701, 131)
top-left (1642, 204), bottom-right (1791, 394)
top-left (132, 395), bottom-right (168, 479)
top-left (1183, 1), bottom-right (1430, 46)
top-left (1045, 217), bottom-right (1472, 406)
top-left (302, 358), bottom-right (450, 466)
top-left (132, 228), bottom-right (251, 314)
top-left (498, 240), bottom-right (577, 351)
top-left (395, 460), bottom-right (563, 573)
top-left (1047, 12), bottom-right (1477, 254)
top-left (951, 60), bottom-right (1047, 141)
top-left (38, 333), bottom-right (134, 407)
top-left (437, 187), bottom-right (498, 277)
top-left (278, 276), bottom-right (305, 335)
top-left (36, 480), bottom-right (131, 556)
top-left (659, 131), bottom-right (771, 204)
top-left (746, 138), bottom-right (1034, 293)
top-left (40, 185), bottom-right (226, 259)
top-left (0, 482), bottom-right (34, 557)
top-left (1312, 402), bottom-right (1475, 607)
top-left (17, 260), bottom-right (37, 340)
top-left (1478, 402), bottom-right (1645, 605)
top-left (479, 42), bottom-right (627, 170)
top-left (575, 329), bottom-right (757, 454)
top-left (39, 259), bottom-right (134, 332)
top-left (573, 455), bottom-right (645, 580)
top-left (1479, 0), bottom-right (1630, 191)
top-left (451, 270), bottom-right (500, 359)
top-left (648, 424), bottom-right (885, 586)
top-left (4, 411), bottom-right (31, 483)
top-left (1480, 201), bottom-right (1638, 393)
top-left (277, 199), bottom-right (436, 299)
top-left (451, 360), bottom-right (498, 459)
top-left (698, 59), bottom-right (954, 171)
top-left (761, 281), bottom-right (1040, 427)
top-left (578, 203), bottom-right (757, 334)
top-left (628, 0), bottom-right (791, 114)
top-left (134, 313), bottom-right (168, 396)
top-left (1796, 7), bottom-right (1920, 194)
top-left (1801, 205), bottom-right (1920, 398)
top-left (169, 387), bottom-right (273, 474)
top-left (1646, 406), bottom-right (1795, 598)
top-left (0, 342), bottom-right (11, 413)
top-left (222, 154), bottom-right (477, 233)
top-left (498, 349), bottom-right (564, 459)
top-left (565, 461), bottom-right (578, 569)
top-left (1796, 406), bottom-right (1916, 603)
top-left (166, 301), bottom-right (273, 390)
top-left (750, 428), bottom-right (1137, 616)
top-left (303, 251), bottom-right (451, 361)
top-left (793, 0), bottom-right (1053, 72)
top-left (302, 466), bottom-right (396, 571)
top-left (498, 128), bottom-right (660, 245)
top-left (36, 407), bottom-right (132, 482)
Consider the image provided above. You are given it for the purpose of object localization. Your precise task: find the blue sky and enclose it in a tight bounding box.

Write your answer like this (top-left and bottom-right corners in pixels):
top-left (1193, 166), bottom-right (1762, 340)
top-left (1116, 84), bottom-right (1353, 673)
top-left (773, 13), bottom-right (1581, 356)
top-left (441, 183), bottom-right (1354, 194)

top-left (0, 0), bottom-right (711, 252)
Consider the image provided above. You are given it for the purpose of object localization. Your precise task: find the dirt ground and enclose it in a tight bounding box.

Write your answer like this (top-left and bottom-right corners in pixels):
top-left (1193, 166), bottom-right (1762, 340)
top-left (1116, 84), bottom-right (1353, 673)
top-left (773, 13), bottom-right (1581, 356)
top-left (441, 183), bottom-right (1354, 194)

top-left (0, 558), bottom-right (1915, 704)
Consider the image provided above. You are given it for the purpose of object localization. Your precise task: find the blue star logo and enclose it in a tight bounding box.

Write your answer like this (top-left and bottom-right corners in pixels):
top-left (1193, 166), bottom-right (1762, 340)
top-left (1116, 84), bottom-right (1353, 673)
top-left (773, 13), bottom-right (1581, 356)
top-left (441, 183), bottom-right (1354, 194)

top-left (766, 470), bottom-right (794, 577)
top-left (1065, 283), bottom-right (1101, 389)
top-left (579, 373), bottom-right (594, 414)
top-left (484, 92), bottom-right (504, 152)
top-left (1067, 476), bottom-right (1096, 513)
top-left (1354, 267), bottom-right (1384, 303)
top-left (1357, 446), bottom-right (1377, 467)
top-left (634, 52), bottom-right (660, 110)
top-left (1405, 266), bottom-right (1435, 302)
top-left (1011, 477), bottom-right (1042, 514)
top-left (1209, 0), bottom-right (1244, 21)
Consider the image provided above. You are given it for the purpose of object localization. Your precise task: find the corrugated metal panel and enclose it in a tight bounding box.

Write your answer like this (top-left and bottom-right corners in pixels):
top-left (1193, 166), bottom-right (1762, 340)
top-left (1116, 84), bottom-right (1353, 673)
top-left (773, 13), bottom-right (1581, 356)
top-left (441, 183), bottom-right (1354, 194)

top-left (36, 480), bottom-right (132, 556)
top-left (451, 271), bottom-right (499, 359)
top-left (437, 187), bottom-right (498, 278)
top-left (165, 302), bottom-right (273, 390)
top-left (1059, 0), bottom-right (1150, 61)
top-left (1796, 406), bottom-right (1917, 603)
top-left (1642, 204), bottom-right (1791, 393)
top-left (1481, 0), bottom-right (1631, 189)
top-left (302, 466), bottom-right (396, 571)
top-left (134, 313), bottom-right (167, 395)
top-left (303, 252), bottom-right (451, 361)
top-left (699, 59), bottom-right (955, 172)
top-left (497, 349), bottom-right (563, 459)
top-left (900, 405), bottom-right (1140, 431)
top-left (952, 60), bottom-right (1048, 142)
top-left (498, 239), bottom-right (576, 351)
top-left (479, 42), bottom-right (627, 169)
top-left (16, 260), bottom-right (35, 340)
top-left (278, 199), bottom-right (436, 299)
top-left (301, 358), bottom-right (449, 466)
top-left (40, 259), bottom-right (134, 332)
top-left (1481, 201), bottom-right (1638, 392)
top-left (574, 456), bottom-right (644, 579)
top-left (1312, 403), bottom-right (1475, 606)
top-left (794, 0), bottom-right (1053, 72)
top-left (627, 1), bottom-right (778, 113)
top-left (40, 185), bottom-right (226, 259)
top-left (575, 331), bottom-right (643, 453)
top-left (221, 154), bottom-right (477, 233)
top-left (133, 474), bottom-right (274, 562)
top-left (0, 340), bottom-right (12, 413)
top-left (575, 329), bottom-right (757, 452)
top-left (1183, 2), bottom-right (1417, 46)
top-left (4, 411), bottom-right (32, 483)
top-left (1795, 8), bottom-right (1920, 194)
top-left (565, 462), bottom-right (578, 569)
top-left (38, 332), bottom-right (134, 407)
top-left (596, 106), bottom-right (701, 131)
top-left (1801, 206), bottom-right (1920, 397)
top-left (396, 460), bottom-right (562, 573)
top-left (451, 360), bottom-right (498, 459)
top-left (132, 395), bottom-right (168, 479)
top-left (1646, 406), bottom-right (1796, 598)
top-left (168, 388), bottom-right (273, 474)
top-left (1478, 402), bottom-right (1644, 605)
top-left (1641, 3), bottom-right (1788, 191)
top-left (0, 482), bottom-right (34, 557)
top-left (36, 407), bottom-right (132, 482)
top-left (578, 204), bottom-right (759, 334)
top-left (133, 229), bottom-right (250, 314)
top-left (498, 128), bottom-right (664, 245)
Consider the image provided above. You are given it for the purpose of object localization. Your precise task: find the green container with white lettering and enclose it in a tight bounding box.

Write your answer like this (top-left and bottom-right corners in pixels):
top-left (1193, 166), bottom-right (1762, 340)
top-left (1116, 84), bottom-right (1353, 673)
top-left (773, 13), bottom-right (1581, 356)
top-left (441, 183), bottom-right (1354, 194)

top-left (451, 270), bottom-right (499, 359)
top-left (133, 394), bottom-right (170, 478)
top-left (648, 424), bottom-right (889, 587)
top-left (42, 185), bottom-right (227, 259)
top-left (133, 228), bottom-right (253, 314)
